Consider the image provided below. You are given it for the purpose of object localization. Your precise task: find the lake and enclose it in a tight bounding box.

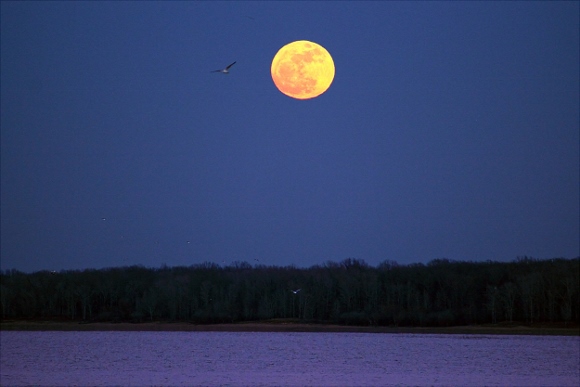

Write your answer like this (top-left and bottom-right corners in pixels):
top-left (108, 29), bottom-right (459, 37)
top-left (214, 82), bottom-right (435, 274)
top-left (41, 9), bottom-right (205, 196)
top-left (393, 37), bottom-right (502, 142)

top-left (1, 331), bottom-right (578, 386)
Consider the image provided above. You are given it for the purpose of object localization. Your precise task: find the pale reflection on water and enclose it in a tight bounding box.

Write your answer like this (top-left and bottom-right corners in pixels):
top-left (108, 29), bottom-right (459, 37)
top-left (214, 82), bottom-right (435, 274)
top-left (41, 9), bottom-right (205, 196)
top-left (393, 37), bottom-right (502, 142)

top-left (1, 331), bottom-right (578, 386)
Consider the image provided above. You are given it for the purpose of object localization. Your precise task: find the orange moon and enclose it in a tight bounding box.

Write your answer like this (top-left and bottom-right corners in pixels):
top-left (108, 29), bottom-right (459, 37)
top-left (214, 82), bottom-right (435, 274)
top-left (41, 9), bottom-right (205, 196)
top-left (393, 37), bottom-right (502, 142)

top-left (271, 40), bottom-right (335, 100)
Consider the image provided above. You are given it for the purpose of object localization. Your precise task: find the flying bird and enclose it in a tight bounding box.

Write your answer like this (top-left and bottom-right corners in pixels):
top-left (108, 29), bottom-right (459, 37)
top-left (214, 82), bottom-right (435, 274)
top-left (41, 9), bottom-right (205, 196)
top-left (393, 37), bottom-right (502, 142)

top-left (291, 289), bottom-right (301, 294)
top-left (211, 61), bottom-right (236, 74)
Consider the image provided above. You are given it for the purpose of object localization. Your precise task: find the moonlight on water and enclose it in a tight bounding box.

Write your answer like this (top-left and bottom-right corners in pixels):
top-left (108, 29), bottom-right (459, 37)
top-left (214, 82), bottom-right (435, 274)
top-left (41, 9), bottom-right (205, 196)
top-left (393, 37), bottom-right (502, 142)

top-left (271, 40), bottom-right (335, 100)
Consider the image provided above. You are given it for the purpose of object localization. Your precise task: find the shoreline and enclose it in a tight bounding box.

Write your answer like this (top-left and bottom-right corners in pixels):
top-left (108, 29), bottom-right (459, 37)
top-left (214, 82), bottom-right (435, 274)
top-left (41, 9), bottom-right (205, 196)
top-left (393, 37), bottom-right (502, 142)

top-left (1, 320), bottom-right (578, 336)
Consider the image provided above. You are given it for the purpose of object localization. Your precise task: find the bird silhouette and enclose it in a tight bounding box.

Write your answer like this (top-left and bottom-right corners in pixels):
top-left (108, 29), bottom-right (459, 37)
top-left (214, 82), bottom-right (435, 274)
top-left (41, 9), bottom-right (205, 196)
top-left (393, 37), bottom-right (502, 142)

top-left (291, 289), bottom-right (301, 294)
top-left (211, 61), bottom-right (236, 74)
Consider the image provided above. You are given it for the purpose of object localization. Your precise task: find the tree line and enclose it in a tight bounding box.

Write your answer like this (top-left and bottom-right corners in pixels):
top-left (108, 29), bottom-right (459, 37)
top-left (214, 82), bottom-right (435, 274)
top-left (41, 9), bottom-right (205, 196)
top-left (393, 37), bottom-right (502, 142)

top-left (1, 257), bottom-right (578, 326)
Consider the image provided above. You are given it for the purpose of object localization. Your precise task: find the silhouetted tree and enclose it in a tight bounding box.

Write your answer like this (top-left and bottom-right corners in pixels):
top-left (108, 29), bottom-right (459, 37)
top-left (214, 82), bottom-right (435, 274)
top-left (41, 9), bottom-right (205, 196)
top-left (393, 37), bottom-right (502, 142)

top-left (1, 257), bottom-right (578, 326)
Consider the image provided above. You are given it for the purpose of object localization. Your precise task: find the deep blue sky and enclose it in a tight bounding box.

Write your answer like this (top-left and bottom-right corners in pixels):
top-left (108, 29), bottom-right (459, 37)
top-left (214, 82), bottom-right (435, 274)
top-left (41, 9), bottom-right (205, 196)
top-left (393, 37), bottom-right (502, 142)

top-left (1, 2), bottom-right (579, 272)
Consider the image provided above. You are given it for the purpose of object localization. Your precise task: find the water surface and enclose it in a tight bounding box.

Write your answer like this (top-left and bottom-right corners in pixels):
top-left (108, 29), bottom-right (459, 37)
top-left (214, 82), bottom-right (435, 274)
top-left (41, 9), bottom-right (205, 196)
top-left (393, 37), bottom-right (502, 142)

top-left (1, 331), bottom-right (578, 386)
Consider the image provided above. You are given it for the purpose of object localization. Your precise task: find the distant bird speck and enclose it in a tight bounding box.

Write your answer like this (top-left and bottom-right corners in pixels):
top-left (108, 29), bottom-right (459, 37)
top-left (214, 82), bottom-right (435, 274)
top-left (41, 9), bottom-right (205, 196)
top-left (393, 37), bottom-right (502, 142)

top-left (291, 289), bottom-right (301, 294)
top-left (211, 61), bottom-right (236, 74)
top-left (101, 217), bottom-right (106, 221)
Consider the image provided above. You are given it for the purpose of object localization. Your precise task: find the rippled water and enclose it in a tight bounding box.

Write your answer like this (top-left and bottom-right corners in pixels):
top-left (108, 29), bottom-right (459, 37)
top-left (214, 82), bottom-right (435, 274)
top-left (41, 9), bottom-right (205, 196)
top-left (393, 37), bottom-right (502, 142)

top-left (1, 331), bottom-right (578, 386)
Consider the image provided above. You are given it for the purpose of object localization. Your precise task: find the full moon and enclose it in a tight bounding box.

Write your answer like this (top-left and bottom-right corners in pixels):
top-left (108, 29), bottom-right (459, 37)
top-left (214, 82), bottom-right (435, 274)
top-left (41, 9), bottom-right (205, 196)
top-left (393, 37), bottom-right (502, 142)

top-left (271, 40), bottom-right (335, 100)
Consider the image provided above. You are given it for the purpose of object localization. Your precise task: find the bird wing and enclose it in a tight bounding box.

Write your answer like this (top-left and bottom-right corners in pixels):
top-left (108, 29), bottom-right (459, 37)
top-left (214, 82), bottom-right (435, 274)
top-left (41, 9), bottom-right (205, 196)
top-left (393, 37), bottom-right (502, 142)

top-left (225, 61), bottom-right (236, 70)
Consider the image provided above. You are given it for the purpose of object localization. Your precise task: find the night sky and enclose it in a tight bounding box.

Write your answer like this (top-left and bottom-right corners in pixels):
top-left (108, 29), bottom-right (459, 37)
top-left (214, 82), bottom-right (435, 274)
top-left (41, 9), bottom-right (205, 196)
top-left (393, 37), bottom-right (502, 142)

top-left (1, 2), bottom-right (578, 273)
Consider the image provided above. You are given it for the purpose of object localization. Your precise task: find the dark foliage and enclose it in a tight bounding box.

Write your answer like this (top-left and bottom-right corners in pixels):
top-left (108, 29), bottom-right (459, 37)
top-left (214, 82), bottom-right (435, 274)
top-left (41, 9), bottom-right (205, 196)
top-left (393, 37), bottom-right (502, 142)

top-left (1, 257), bottom-right (578, 326)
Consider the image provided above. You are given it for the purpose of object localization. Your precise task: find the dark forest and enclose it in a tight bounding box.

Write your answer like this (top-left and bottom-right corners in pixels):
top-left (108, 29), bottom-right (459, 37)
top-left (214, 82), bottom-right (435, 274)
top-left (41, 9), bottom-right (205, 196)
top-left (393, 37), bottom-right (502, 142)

top-left (1, 257), bottom-right (578, 327)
